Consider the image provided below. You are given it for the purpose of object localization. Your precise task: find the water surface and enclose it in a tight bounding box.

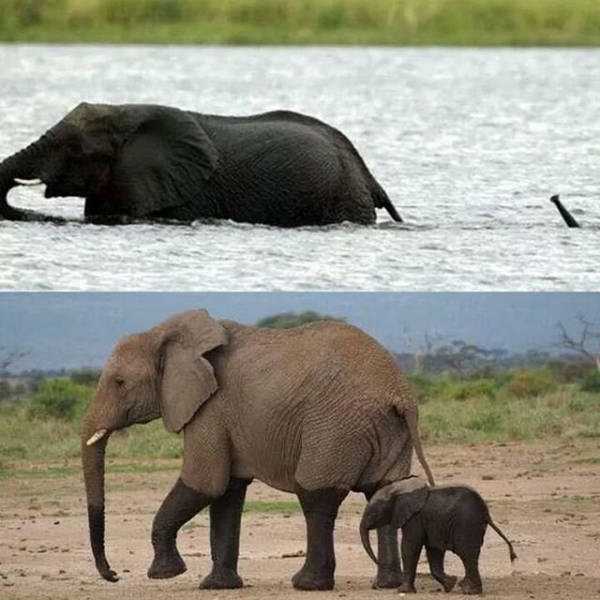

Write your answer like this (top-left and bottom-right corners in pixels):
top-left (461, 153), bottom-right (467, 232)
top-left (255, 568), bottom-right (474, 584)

top-left (1, 45), bottom-right (598, 290)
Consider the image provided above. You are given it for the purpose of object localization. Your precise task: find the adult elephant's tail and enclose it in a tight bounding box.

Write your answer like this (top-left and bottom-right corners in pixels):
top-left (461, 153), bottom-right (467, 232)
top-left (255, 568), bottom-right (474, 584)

top-left (400, 402), bottom-right (435, 486)
top-left (373, 183), bottom-right (403, 222)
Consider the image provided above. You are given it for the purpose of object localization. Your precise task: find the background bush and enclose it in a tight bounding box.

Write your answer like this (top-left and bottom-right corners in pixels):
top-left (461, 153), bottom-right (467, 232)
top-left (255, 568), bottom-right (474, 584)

top-left (581, 370), bottom-right (600, 393)
top-left (27, 378), bottom-right (92, 421)
top-left (1, 0), bottom-right (600, 45)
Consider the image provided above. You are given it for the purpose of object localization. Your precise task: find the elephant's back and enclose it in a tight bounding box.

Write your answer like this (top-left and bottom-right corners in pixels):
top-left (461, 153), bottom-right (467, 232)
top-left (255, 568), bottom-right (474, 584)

top-left (197, 112), bottom-right (378, 226)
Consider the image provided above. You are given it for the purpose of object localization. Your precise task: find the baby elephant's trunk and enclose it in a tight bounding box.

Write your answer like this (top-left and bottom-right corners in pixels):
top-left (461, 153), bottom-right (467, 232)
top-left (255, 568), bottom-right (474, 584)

top-left (359, 517), bottom-right (378, 564)
top-left (488, 516), bottom-right (517, 562)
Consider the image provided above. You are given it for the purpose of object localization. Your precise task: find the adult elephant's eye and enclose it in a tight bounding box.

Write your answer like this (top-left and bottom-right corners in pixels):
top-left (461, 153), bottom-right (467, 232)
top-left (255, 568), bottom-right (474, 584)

top-left (115, 377), bottom-right (125, 388)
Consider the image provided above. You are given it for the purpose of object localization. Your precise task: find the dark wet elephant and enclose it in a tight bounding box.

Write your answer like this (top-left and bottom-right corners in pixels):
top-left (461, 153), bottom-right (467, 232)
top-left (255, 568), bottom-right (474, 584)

top-left (0, 103), bottom-right (402, 226)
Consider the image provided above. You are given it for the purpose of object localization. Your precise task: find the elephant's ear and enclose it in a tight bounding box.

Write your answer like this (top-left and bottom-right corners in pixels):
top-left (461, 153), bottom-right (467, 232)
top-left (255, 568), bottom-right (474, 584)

top-left (112, 105), bottom-right (219, 217)
top-left (391, 480), bottom-right (430, 529)
top-left (154, 310), bottom-right (227, 433)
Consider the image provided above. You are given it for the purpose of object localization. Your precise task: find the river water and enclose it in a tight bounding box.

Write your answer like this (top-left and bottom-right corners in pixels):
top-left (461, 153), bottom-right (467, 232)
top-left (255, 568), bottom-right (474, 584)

top-left (1, 45), bottom-right (598, 290)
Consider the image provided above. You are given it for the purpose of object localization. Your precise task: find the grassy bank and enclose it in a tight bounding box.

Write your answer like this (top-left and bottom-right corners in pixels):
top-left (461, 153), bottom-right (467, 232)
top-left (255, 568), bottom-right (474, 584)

top-left (1, 367), bottom-right (599, 480)
top-left (1, 0), bottom-right (600, 46)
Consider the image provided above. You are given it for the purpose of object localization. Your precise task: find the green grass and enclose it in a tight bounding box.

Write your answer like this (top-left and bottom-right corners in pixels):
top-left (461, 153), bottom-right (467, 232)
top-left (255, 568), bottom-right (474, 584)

top-left (243, 500), bottom-right (301, 513)
top-left (419, 385), bottom-right (600, 444)
top-left (1, 368), bottom-right (600, 479)
top-left (1, 0), bottom-right (600, 45)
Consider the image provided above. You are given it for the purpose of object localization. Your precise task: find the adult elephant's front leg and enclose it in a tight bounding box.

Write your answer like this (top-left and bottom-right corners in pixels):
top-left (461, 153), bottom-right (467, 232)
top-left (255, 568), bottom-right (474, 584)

top-left (199, 478), bottom-right (252, 589)
top-left (293, 486), bottom-right (348, 591)
top-left (148, 478), bottom-right (212, 579)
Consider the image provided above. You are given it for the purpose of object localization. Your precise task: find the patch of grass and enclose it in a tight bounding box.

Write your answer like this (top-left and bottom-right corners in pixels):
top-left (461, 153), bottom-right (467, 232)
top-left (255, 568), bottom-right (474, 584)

top-left (507, 368), bottom-right (557, 399)
top-left (243, 500), bottom-right (301, 514)
top-left (420, 383), bottom-right (600, 444)
top-left (1, 0), bottom-right (600, 45)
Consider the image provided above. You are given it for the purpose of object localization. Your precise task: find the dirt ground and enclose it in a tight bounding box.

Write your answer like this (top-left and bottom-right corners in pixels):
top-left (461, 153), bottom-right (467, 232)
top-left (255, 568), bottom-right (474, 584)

top-left (1, 440), bottom-right (599, 600)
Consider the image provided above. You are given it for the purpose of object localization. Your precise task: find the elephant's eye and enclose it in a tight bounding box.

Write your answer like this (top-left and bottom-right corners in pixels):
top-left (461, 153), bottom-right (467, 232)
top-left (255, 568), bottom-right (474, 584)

top-left (115, 377), bottom-right (125, 388)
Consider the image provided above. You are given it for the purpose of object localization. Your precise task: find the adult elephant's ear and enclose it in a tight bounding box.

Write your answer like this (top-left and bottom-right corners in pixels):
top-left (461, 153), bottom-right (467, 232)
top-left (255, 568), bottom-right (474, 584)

top-left (388, 477), bottom-right (430, 528)
top-left (113, 105), bottom-right (219, 217)
top-left (152, 310), bottom-right (227, 433)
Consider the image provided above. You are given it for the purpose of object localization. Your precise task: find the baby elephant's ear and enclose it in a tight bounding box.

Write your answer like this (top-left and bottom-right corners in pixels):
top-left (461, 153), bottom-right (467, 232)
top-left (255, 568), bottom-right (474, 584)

top-left (391, 483), bottom-right (429, 529)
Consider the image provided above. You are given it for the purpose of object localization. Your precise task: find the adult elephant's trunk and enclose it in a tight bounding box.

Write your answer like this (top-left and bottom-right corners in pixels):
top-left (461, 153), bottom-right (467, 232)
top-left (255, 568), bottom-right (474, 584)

top-left (0, 133), bottom-right (63, 223)
top-left (550, 194), bottom-right (580, 228)
top-left (81, 417), bottom-right (119, 582)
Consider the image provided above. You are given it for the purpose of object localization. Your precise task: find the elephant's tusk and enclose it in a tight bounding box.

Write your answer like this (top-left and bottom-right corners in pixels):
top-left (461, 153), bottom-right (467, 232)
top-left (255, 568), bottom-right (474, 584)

top-left (14, 178), bottom-right (43, 186)
top-left (86, 429), bottom-right (108, 446)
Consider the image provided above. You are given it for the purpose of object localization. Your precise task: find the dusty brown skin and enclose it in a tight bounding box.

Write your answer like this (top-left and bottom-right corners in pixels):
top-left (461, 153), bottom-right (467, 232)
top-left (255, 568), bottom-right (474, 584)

top-left (81, 309), bottom-right (434, 591)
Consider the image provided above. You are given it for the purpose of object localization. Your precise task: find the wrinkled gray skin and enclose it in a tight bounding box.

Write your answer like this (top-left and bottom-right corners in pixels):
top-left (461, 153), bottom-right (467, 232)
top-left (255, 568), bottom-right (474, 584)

top-left (0, 103), bottom-right (402, 226)
top-left (81, 310), bottom-right (434, 591)
top-left (360, 477), bottom-right (517, 595)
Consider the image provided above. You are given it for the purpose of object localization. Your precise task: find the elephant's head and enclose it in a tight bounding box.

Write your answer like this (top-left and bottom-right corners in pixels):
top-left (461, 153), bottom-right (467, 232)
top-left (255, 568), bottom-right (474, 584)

top-left (0, 103), bottom-right (218, 223)
top-left (360, 476), bottom-right (429, 564)
top-left (81, 309), bottom-right (227, 581)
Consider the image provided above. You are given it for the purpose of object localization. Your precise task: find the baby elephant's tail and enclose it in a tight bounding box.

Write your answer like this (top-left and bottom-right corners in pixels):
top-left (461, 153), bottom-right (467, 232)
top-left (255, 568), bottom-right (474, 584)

top-left (487, 516), bottom-right (517, 562)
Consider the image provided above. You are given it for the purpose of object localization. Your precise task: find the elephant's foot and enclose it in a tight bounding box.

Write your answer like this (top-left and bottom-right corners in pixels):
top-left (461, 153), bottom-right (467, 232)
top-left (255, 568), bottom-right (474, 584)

top-left (199, 566), bottom-right (244, 589)
top-left (371, 567), bottom-right (403, 589)
top-left (458, 577), bottom-right (482, 595)
top-left (292, 565), bottom-right (334, 591)
top-left (441, 574), bottom-right (458, 593)
top-left (397, 581), bottom-right (417, 593)
top-left (147, 548), bottom-right (187, 579)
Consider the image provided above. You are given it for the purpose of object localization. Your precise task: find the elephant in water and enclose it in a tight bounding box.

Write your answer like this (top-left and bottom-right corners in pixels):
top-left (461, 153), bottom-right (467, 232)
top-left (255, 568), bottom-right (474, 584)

top-left (82, 310), bottom-right (434, 591)
top-left (0, 103), bottom-right (402, 226)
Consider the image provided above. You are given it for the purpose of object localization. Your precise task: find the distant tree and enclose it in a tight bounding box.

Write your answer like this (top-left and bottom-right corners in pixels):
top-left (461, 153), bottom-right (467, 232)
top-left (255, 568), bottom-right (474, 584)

top-left (256, 311), bottom-right (344, 329)
top-left (0, 380), bottom-right (11, 401)
top-left (422, 340), bottom-right (506, 376)
top-left (70, 369), bottom-right (101, 387)
top-left (557, 315), bottom-right (600, 370)
top-left (0, 348), bottom-right (29, 371)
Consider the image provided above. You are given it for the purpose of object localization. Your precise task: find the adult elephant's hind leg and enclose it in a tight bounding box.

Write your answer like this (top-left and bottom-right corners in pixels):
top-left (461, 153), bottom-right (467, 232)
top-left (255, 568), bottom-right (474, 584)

top-left (148, 478), bottom-right (212, 579)
top-left (292, 486), bottom-right (348, 591)
top-left (199, 478), bottom-right (252, 590)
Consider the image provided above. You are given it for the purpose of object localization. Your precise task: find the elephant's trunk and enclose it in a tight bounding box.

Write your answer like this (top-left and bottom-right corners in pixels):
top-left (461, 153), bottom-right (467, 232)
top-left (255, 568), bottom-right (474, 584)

top-left (359, 517), bottom-right (378, 564)
top-left (81, 417), bottom-right (119, 582)
top-left (0, 133), bottom-right (62, 222)
top-left (550, 194), bottom-right (580, 228)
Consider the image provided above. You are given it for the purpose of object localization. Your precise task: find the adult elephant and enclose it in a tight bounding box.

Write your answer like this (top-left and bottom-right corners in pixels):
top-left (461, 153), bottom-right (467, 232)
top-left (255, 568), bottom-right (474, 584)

top-left (0, 103), bottom-right (402, 226)
top-left (82, 310), bottom-right (434, 591)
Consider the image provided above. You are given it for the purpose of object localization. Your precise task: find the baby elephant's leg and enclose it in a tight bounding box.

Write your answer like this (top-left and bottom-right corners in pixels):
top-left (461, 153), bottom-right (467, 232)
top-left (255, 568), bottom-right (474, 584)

top-left (458, 548), bottom-right (483, 595)
top-left (425, 546), bottom-right (457, 593)
top-left (397, 531), bottom-right (422, 593)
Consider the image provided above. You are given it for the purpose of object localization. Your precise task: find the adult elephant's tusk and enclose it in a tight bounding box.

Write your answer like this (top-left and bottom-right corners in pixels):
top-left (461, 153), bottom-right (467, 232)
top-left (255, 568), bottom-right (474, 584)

top-left (14, 178), bottom-right (43, 186)
top-left (86, 429), bottom-right (108, 446)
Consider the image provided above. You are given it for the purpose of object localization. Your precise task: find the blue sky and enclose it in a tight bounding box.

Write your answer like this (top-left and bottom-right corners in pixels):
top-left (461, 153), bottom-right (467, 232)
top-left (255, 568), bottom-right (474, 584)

top-left (0, 292), bottom-right (598, 371)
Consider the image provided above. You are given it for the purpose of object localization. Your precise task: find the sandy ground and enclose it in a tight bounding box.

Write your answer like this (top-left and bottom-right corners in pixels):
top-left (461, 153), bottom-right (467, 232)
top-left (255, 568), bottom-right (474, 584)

top-left (1, 440), bottom-right (599, 600)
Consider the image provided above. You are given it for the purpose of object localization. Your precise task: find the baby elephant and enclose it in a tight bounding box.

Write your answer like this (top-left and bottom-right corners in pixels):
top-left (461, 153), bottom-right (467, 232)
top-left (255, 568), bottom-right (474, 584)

top-left (360, 477), bottom-right (516, 595)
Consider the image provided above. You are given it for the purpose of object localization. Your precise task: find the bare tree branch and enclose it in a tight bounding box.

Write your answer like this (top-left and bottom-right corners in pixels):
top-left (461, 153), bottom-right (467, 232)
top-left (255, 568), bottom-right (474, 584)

top-left (556, 315), bottom-right (600, 364)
